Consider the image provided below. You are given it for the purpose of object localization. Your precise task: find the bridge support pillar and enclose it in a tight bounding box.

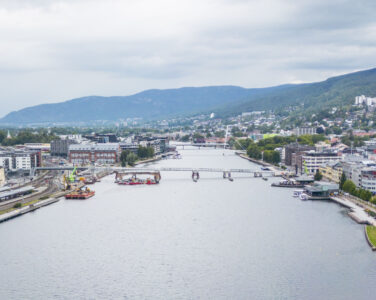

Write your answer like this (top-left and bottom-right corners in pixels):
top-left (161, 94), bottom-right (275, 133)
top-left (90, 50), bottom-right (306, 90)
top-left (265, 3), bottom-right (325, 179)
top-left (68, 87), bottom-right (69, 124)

top-left (192, 171), bottom-right (200, 182)
top-left (223, 171), bottom-right (233, 181)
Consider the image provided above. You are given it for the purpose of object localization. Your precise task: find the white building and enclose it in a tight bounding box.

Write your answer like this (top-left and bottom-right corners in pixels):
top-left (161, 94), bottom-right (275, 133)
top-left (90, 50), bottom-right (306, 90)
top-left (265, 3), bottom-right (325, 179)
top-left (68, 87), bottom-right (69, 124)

top-left (293, 127), bottom-right (316, 136)
top-left (355, 95), bottom-right (376, 106)
top-left (300, 151), bottom-right (341, 174)
top-left (0, 150), bottom-right (40, 171)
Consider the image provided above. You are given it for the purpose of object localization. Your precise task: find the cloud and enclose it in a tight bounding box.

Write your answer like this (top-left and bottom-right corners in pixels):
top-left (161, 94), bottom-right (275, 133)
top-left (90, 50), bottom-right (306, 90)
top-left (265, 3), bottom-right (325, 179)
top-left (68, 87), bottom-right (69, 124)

top-left (0, 0), bottom-right (375, 116)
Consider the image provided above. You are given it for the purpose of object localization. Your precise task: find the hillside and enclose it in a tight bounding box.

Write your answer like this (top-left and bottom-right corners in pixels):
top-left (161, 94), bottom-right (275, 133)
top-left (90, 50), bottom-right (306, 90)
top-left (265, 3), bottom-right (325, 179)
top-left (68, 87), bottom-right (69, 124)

top-left (216, 68), bottom-right (376, 117)
top-left (0, 86), bottom-right (280, 124)
top-left (1, 67), bottom-right (376, 124)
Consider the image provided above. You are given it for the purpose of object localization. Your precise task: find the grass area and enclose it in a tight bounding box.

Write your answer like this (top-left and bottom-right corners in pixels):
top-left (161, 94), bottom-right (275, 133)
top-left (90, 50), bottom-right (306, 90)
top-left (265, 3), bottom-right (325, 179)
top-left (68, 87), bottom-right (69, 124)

top-left (366, 226), bottom-right (376, 247)
top-left (0, 207), bottom-right (15, 215)
top-left (0, 199), bottom-right (44, 215)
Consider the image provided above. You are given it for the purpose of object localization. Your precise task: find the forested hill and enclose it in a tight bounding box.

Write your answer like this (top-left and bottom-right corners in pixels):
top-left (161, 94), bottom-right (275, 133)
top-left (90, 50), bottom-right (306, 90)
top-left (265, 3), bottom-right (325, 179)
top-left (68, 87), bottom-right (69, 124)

top-left (216, 68), bottom-right (376, 117)
top-left (1, 67), bottom-right (376, 124)
top-left (0, 86), bottom-right (284, 124)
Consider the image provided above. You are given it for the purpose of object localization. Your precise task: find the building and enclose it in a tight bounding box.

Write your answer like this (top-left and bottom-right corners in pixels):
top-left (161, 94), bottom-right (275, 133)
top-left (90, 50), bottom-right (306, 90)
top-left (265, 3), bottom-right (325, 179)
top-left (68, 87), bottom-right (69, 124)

top-left (69, 143), bottom-right (120, 165)
top-left (0, 149), bottom-right (41, 171)
top-left (119, 143), bottom-right (139, 154)
top-left (355, 95), bottom-right (376, 106)
top-left (133, 136), bottom-right (169, 155)
top-left (303, 183), bottom-right (339, 200)
top-left (319, 161), bottom-right (343, 183)
top-left (360, 168), bottom-right (376, 193)
top-left (284, 143), bottom-right (315, 166)
top-left (293, 127), bottom-right (317, 136)
top-left (51, 139), bottom-right (77, 157)
top-left (0, 167), bottom-right (5, 186)
top-left (83, 133), bottom-right (118, 143)
top-left (294, 151), bottom-right (341, 174)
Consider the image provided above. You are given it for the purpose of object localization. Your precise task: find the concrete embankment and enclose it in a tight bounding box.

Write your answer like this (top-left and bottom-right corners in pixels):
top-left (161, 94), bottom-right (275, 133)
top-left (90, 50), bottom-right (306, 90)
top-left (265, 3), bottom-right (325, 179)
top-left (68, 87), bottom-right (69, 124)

top-left (0, 198), bottom-right (60, 223)
top-left (235, 152), bottom-right (284, 176)
top-left (134, 155), bottom-right (164, 166)
top-left (330, 196), bottom-right (376, 226)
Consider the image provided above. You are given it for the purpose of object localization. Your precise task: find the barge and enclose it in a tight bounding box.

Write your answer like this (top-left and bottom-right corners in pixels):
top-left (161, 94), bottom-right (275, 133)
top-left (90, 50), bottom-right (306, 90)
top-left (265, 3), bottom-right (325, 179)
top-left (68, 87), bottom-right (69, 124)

top-left (65, 187), bottom-right (95, 200)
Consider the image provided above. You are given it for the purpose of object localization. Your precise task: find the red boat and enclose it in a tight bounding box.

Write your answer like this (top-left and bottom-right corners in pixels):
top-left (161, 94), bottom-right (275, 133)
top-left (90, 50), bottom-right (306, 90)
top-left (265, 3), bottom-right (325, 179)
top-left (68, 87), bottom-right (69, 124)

top-left (65, 187), bottom-right (95, 199)
top-left (117, 178), bottom-right (159, 185)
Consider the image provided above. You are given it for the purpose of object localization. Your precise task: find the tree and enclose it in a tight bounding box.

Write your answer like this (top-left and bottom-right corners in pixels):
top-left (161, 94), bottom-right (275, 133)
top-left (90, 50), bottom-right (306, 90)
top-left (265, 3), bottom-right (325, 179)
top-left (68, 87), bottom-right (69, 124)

top-left (181, 135), bottom-right (190, 142)
top-left (339, 173), bottom-right (347, 190)
top-left (0, 130), bottom-right (5, 144)
top-left (314, 170), bottom-right (323, 181)
top-left (247, 144), bottom-right (262, 160)
top-left (120, 150), bottom-right (131, 167)
top-left (126, 153), bottom-right (138, 166)
top-left (342, 180), bottom-right (356, 194)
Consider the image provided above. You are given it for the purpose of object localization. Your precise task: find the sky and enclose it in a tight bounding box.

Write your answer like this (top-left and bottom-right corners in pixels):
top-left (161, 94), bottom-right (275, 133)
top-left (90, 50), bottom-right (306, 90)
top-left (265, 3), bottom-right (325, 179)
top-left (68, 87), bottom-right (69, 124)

top-left (0, 0), bottom-right (375, 117)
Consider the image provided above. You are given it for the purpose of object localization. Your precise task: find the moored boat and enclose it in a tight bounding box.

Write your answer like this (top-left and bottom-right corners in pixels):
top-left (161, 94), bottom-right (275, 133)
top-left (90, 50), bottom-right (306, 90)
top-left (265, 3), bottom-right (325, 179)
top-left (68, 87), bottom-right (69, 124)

top-left (65, 187), bottom-right (95, 200)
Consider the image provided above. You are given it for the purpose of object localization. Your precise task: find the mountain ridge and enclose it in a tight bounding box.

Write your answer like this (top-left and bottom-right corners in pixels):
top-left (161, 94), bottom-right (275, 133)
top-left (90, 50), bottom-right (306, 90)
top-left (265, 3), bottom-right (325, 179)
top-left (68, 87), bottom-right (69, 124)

top-left (1, 68), bottom-right (376, 124)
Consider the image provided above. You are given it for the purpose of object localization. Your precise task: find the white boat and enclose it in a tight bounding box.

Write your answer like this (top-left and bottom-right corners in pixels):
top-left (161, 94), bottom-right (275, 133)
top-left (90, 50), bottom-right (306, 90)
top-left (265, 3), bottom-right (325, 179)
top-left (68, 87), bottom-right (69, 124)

top-left (293, 189), bottom-right (304, 197)
top-left (299, 193), bottom-right (308, 201)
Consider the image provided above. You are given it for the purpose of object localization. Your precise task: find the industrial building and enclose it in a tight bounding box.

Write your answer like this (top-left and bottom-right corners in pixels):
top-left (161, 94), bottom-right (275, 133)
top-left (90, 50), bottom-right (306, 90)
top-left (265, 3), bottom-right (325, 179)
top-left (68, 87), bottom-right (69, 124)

top-left (69, 143), bottom-right (120, 165)
top-left (51, 139), bottom-right (77, 157)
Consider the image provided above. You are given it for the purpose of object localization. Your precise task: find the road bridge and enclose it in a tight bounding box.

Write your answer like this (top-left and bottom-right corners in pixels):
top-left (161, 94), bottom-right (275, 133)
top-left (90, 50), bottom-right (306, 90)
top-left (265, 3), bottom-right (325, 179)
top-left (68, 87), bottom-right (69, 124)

top-left (173, 143), bottom-right (228, 149)
top-left (32, 166), bottom-right (276, 181)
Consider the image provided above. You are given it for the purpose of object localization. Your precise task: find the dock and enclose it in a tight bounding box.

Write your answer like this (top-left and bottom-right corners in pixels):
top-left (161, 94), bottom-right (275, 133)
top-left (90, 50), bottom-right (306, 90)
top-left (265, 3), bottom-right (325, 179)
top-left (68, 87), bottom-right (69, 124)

top-left (0, 198), bottom-right (60, 223)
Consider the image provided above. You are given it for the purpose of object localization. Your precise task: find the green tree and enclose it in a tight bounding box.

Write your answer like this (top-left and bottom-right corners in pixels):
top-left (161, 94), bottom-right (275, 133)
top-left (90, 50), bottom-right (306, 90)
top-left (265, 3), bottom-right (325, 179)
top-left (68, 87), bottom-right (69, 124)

top-left (342, 180), bottom-right (356, 194)
top-left (126, 153), bottom-right (138, 166)
top-left (339, 172), bottom-right (347, 190)
top-left (247, 144), bottom-right (262, 160)
top-left (314, 170), bottom-right (323, 181)
top-left (120, 150), bottom-right (131, 167)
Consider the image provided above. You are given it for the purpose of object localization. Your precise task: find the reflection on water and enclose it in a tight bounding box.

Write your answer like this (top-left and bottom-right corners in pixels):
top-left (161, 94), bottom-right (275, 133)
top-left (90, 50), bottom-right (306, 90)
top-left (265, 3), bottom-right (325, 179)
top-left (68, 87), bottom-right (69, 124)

top-left (0, 149), bottom-right (375, 299)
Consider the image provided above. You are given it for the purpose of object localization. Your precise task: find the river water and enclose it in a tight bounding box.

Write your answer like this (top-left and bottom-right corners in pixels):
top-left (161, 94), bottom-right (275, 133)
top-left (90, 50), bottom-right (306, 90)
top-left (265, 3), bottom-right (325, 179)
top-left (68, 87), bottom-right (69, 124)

top-left (1, 148), bottom-right (376, 299)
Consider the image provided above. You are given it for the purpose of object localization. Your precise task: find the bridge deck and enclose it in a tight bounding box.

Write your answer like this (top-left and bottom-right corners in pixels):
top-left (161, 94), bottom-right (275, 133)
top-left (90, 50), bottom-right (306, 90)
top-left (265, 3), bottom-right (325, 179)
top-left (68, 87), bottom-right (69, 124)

top-left (35, 166), bottom-right (274, 174)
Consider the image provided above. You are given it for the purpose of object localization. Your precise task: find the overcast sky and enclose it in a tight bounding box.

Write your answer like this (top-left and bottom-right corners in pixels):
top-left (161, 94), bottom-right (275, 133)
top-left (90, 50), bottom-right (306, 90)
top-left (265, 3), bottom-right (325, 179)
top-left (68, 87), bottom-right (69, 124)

top-left (0, 0), bottom-right (375, 117)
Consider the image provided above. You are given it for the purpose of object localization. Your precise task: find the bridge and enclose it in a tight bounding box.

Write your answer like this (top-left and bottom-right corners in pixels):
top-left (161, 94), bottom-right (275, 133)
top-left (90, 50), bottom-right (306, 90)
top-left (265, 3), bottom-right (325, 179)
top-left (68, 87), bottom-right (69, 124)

top-left (173, 143), bottom-right (228, 149)
top-left (32, 166), bottom-right (276, 181)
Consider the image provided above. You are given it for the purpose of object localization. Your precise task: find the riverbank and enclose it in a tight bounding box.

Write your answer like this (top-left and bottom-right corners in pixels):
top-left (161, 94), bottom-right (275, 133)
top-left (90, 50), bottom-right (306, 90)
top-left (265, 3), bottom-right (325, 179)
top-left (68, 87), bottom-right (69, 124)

top-left (365, 226), bottom-right (376, 251)
top-left (0, 197), bottom-right (60, 223)
top-left (235, 152), bottom-right (285, 176)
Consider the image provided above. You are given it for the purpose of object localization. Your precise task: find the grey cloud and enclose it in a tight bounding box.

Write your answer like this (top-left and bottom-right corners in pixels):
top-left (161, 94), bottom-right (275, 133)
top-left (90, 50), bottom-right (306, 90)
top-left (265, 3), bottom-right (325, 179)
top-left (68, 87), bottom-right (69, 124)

top-left (0, 0), bottom-right (375, 116)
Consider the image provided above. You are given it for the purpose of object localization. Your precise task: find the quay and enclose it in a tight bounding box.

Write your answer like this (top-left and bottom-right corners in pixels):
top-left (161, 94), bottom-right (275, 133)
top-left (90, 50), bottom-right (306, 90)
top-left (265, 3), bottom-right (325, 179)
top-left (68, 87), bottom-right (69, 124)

top-left (0, 197), bottom-right (60, 223)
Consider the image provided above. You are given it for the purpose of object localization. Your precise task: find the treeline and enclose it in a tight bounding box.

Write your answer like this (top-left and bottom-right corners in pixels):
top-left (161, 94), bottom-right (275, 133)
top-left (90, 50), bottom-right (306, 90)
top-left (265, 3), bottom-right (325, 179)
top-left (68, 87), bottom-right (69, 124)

top-left (233, 134), bottom-right (326, 165)
top-left (341, 178), bottom-right (373, 202)
top-left (0, 130), bottom-right (58, 146)
top-left (120, 146), bottom-right (155, 167)
top-left (341, 131), bottom-right (376, 147)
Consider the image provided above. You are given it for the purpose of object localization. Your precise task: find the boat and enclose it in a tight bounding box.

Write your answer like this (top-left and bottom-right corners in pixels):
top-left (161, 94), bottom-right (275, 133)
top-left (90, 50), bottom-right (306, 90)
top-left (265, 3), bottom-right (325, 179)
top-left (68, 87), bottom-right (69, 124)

top-left (118, 177), bottom-right (159, 185)
top-left (65, 187), bottom-right (95, 200)
top-left (271, 180), bottom-right (305, 188)
top-left (262, 177), bottom-right (268, 181)
top-left (299, 193), bottom-right (308, 201)
top-left (293, 189), bottom-right (304, 197)
top-left (84, 177), bottom-right (97, 184)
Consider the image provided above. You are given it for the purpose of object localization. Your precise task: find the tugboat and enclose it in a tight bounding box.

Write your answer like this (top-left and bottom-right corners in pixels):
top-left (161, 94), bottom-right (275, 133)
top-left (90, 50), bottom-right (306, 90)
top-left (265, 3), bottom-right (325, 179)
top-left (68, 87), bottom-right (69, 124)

top-left (65, 187), bottom-right (95, 200)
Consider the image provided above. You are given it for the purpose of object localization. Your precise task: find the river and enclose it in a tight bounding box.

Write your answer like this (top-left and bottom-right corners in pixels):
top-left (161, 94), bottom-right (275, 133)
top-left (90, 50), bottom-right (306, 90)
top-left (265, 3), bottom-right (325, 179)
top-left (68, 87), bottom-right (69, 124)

top-left (1, 148), bottom-right (376, 299)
